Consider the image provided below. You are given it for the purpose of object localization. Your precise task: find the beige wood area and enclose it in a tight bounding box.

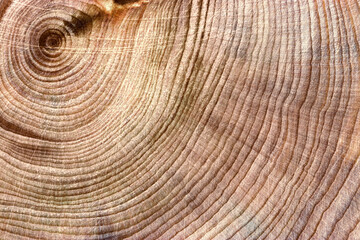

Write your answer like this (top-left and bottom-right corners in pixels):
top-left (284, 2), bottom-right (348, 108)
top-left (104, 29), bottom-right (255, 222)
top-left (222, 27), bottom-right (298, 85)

top-left (0, 0), bottom-right (359, 239)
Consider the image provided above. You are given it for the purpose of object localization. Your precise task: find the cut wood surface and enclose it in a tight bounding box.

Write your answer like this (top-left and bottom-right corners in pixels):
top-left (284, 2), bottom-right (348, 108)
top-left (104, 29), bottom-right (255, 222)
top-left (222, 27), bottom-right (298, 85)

top-left (0, 0), bottom-right (360, 239)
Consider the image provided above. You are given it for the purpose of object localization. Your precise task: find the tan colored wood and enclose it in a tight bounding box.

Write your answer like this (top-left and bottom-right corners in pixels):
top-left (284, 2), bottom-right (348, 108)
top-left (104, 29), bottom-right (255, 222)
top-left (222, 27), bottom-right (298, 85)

top-left (0, 0), bottom-right (359, 239)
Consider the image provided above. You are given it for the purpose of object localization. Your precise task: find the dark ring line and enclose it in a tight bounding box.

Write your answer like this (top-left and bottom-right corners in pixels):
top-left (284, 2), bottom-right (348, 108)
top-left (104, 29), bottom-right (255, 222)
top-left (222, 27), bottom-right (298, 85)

top-left (39, 29), bottom-right (64, 53)
top-left (39, 30), bottom-right (62, 49)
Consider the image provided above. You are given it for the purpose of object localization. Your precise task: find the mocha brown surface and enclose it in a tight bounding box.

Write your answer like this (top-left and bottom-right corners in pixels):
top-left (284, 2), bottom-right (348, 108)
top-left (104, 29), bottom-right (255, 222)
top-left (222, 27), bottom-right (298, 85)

top-left (0, 0), bottom-right (359, 239)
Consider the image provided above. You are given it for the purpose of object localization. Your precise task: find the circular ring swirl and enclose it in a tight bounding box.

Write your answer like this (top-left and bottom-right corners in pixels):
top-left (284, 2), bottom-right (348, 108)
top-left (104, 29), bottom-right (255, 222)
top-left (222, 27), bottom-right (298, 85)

top-left (0, 1), bottom-right (126, 141)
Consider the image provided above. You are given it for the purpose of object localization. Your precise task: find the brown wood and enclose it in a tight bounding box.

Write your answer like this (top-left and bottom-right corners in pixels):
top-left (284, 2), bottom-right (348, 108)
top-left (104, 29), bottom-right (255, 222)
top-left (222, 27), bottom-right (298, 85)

top-left (0, 0), bottom-right (359, 239)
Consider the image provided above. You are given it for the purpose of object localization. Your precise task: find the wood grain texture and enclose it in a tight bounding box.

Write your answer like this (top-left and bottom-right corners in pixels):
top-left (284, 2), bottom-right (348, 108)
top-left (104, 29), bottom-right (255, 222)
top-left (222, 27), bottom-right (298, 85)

top-left (0, 0), bottom-right (359, 239)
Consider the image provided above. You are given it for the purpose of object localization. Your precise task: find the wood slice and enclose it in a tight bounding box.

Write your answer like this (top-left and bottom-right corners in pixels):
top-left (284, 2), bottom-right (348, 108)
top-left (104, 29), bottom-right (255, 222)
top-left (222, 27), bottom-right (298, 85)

top-left (0, 0), bottom-right (359, 239)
